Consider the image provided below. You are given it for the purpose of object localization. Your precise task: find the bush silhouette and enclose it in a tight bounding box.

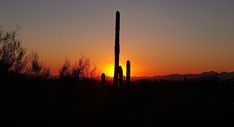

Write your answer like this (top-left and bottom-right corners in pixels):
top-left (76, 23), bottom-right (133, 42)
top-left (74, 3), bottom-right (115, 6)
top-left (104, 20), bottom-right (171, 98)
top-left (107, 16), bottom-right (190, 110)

top-left (59, 59), bottom-right (71, 78)
top-left (71, 57), bottom-right (91, 79)
top-left (41, 66), bottom-right (52, 79)
top-left (59, 57), bottom-right (95, 80)
top-left (29, 52), bottom-right (43, 75)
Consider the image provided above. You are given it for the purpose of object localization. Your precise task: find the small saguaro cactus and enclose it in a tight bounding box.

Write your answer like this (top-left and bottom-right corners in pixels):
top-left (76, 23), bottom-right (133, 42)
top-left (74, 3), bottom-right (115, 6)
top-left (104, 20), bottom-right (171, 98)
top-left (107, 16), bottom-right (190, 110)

top-left (118, 66), bottom-right (123, 88)
top-left (126, 60), bottom-right (131, 86)
top-left (101, 73), bottom-right (106, 87)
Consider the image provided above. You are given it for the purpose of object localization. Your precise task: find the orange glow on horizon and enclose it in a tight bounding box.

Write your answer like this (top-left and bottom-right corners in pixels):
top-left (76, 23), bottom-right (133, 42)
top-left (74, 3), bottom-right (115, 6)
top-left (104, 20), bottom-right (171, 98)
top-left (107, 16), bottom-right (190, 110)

top-left (43, 60), bottom-right (234, 78)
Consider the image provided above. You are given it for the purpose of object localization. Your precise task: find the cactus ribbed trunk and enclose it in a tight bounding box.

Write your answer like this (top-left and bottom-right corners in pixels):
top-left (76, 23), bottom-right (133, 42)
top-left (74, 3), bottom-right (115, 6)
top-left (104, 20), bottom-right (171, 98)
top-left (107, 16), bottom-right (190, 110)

top-left (118, 66), bottom-right (123, 88)
top-left (113, 11), bottom-right (120, 87)
top-left (126, 60), bottom-right (131, 86)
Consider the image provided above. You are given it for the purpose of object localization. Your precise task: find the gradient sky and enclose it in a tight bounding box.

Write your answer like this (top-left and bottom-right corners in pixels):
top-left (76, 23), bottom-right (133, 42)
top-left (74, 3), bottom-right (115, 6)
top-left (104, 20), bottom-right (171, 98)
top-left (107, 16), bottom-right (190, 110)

top-left (1, 0), bottom-right (234, 76)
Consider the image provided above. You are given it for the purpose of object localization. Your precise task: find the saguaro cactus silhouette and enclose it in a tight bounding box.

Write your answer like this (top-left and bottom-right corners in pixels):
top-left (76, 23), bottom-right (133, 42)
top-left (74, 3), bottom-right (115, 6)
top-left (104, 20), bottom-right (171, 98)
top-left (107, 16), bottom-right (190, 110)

top-left (113, 11), bottom-right (120, 87)
top-left (101, 73), bottom-right (106, 87)
top-left (126, 60), bottom-right (131, 86)
top-left (118, 66), bottom-right (123, 88)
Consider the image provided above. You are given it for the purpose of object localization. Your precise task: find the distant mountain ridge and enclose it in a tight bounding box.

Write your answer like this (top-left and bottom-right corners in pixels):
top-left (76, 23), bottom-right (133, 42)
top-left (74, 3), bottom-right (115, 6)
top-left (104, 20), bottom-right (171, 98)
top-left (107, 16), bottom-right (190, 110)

top-left (132, 71), bottom-right (234, 81)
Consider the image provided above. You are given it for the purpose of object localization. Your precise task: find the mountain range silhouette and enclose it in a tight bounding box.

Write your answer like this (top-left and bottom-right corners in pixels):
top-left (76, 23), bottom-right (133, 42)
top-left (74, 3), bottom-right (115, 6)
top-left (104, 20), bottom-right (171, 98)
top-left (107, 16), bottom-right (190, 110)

top-left (130, 71), bottom-right (234, 81)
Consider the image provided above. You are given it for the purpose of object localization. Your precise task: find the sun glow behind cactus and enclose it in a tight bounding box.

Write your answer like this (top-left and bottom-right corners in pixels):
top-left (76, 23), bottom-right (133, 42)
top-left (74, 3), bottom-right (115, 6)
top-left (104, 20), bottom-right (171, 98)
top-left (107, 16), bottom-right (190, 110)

top-left (103, 63), bottom-right (126, 77)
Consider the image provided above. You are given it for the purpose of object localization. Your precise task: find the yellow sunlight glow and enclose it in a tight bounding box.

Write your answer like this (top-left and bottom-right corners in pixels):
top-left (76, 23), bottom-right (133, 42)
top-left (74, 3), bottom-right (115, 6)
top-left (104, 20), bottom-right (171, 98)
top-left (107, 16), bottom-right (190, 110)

top-left (103, 64), bottom-right (114, 77)
top-left (102, 63), bottom-right (126, 77)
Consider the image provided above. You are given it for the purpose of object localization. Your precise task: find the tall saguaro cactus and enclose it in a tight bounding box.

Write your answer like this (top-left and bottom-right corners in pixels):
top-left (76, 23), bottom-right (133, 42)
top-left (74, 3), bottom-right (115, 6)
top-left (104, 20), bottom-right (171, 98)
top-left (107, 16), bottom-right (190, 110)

top-left (126, 60), bottom-right (131, 86)
top-left (113, 11), bottom-right (120, 87)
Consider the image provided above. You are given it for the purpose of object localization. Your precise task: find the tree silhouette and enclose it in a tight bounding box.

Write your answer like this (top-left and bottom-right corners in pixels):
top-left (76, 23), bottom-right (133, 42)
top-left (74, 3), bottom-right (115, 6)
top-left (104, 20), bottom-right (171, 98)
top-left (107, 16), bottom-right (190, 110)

top-left (0, 28), bottom-right (26, 76)
top-left (13, 48), bottom-right (26, 73)
top-left (0, 27), bottom-right (17, 44)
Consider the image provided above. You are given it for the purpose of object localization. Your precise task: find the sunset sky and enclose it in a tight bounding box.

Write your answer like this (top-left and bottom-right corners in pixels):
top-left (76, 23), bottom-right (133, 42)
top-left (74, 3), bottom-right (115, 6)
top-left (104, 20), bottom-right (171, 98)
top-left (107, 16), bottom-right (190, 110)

top-left (1, 0), bottom-right (234, 76)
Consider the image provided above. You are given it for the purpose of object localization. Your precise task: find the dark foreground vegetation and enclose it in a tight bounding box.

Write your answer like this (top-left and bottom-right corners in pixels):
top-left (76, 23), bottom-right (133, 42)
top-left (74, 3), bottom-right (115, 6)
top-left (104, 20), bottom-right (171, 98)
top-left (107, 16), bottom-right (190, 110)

top-left (1, 77), bottom-right (234, 127)
top-left (1, 28), bottom-right (234, 127)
